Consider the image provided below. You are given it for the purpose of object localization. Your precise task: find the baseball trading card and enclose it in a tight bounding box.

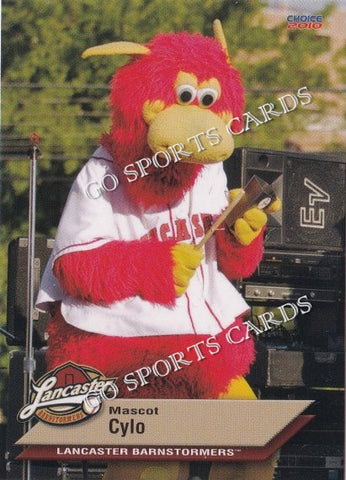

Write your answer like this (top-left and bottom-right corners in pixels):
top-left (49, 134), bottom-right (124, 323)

top-left (1, 1), bottom-right (345, 479)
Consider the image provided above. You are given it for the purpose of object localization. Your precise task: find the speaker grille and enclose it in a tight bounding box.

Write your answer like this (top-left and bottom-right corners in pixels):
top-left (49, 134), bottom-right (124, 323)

top-left (285, 158), bottom-right (345, 250)
top-left (225, 148), bottom-right (345, 251)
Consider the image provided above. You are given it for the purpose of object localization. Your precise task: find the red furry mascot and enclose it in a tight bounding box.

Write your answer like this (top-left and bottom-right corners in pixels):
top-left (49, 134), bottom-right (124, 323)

top-left (37, 20), bottom-right (280, 480)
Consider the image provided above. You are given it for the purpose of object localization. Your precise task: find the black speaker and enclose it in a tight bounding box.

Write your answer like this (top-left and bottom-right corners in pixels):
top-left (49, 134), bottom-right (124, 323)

top-left (248, 347), bottom-right (344, 388)
top-left (224, 148), bottom-right (345, 251)
top-left (6, 237), bottom-right (54, 346)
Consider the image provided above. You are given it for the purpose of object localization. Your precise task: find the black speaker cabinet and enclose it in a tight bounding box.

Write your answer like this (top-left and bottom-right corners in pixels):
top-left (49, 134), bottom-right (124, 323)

top-left (6, 237), bottom-right (54, 346)
top-left (248, 347), bottom-right (344, 388)
top-left (224, 148), bottom-right (345, 251)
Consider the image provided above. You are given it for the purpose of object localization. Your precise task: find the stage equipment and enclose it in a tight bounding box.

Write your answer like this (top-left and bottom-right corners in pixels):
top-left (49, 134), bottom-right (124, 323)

top-left (241, 251), bottom-right (344, 387)
top-left (5, 350), bottom-right (46, 468)
top-left (227, 148), bottom-right (345, 479)
top-left (259, 387), bottom-right (344, 480)
top-left (224, 147), bottom-right (345, 251)
top-left (248, 249), bottom-right (344, 286)
top-left (6, 237), bottom-right (54, 347)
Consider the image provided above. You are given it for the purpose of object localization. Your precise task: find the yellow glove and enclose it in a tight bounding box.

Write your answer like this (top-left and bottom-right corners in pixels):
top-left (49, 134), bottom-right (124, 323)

top-left (229, 188), bottom-right (282, 246)
top-left (171, 243), bottom-right (204, 296)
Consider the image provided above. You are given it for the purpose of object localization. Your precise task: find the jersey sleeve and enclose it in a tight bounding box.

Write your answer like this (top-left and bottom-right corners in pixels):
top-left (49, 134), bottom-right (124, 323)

top-left (37, 149), bottom-right (177, 309)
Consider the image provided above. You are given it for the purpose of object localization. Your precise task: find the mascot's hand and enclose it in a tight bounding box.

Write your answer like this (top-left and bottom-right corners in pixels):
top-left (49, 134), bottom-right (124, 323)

top-left (229, 188), bottom-right (282, 246)
top-left (171, 243), bottom-right (204, 296)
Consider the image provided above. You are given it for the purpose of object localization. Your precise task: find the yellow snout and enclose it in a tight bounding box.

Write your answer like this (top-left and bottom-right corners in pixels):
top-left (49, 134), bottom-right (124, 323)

top-left (143, 102), bottom-right (234, 165)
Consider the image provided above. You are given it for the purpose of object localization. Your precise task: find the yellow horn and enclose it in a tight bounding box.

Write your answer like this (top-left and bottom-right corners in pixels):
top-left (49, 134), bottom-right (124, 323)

top-left (213, 19), bottom-right (230, 61)
top-left (82, 41), bottom-right (150, 59)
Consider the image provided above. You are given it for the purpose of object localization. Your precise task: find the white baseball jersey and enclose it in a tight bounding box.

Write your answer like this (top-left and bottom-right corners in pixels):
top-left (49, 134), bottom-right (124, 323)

top-left (37, 146), bottom-right (248, 337)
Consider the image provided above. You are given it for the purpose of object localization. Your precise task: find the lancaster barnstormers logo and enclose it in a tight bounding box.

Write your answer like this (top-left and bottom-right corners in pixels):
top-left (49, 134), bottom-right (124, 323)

top-left (18, 362), bottom-right (118, 425)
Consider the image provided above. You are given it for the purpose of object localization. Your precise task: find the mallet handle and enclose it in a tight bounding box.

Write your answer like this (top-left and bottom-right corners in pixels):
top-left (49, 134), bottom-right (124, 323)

top-left (196, 191), bottom-right (244, 249)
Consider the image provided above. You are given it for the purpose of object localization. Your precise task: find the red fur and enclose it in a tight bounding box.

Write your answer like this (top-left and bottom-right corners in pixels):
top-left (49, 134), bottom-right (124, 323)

top-left (102, 133), bottom-right (204, 209)
top-left (53, 239), bottom-right (176, 306)
top-left (215, 227), bottom-right (264, 280)
top-left (47, 30), bottom-right (257, 402)
top-left (101, 31), bottom-right (245, 209)
top-left (46, 308), bottom-right (255, 399)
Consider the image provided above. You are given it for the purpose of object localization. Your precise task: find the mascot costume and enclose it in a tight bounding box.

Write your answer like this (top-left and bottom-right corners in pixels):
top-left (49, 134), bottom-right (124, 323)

top-left (37, 20), bottom-right (280, 480)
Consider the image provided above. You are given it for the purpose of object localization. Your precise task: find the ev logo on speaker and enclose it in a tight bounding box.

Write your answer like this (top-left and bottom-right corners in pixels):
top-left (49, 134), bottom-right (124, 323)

top-left (300, 177), bottom-right (330, 229)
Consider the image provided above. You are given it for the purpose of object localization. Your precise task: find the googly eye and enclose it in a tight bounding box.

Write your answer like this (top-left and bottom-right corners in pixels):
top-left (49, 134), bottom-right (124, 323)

top-left (197, 88), bottom-right (219, 107)
top-left (176, 84), bottom-right (197, 105)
